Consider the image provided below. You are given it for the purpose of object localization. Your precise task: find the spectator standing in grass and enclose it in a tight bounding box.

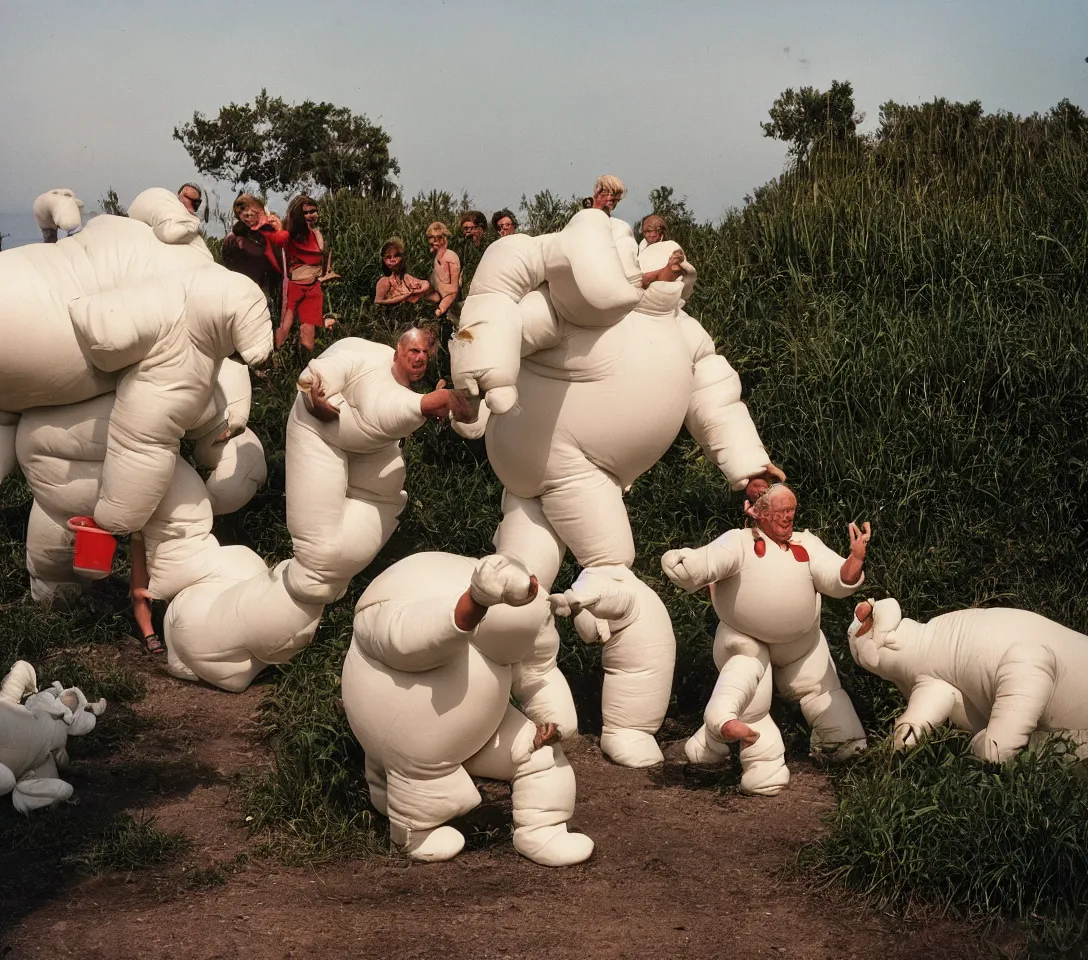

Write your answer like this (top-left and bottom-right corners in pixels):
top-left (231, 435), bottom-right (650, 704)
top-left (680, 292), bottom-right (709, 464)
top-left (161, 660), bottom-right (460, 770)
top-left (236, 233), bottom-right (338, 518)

top-left (492, 209), bottom-right (518, 237)
top-left (374, 237), bottom-right (431, 306)
top-left (459, 211), bottom-right (488, 247)
top-left (221, 194), bottom-right (282, 300)
top-left (638, 214), bottom-right (668, 253)
top-left (426, 221), bottom-right (462, 377)
top-left (267, 195), bottom-right (338, 352)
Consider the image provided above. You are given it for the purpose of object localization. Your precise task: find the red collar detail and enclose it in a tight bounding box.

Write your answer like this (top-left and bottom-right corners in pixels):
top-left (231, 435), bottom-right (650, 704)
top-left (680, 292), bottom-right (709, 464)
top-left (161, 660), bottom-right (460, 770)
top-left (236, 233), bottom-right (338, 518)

top-left (753, 537), bottom-right (809, 562)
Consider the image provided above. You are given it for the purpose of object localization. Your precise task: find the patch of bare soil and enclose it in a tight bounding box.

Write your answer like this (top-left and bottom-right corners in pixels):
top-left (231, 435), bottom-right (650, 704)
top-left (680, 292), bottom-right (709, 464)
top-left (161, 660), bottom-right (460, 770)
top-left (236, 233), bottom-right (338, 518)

top-left (1, 649), bottom-right (1020, 960)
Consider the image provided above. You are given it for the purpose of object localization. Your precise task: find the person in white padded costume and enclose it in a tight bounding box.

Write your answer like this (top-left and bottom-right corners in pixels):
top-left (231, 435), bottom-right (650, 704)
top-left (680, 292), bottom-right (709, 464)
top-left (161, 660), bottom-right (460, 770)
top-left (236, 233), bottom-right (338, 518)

top-left (0, 187), bottom-right (272, 536)
top-left (848, 597), bottom-right (1088, 762)
top-left (342, 552), bottom-right (594, 867)
top-left (161, 332), bottom-right (472, 689)
top-left (662, 485), bottom-right (871, 795)
top-left (21, 330), bottom-right (468, 688)
top-left (449, 207), bottom-right (782, 768)
top-left (16, 358), bottom-right (266, 608)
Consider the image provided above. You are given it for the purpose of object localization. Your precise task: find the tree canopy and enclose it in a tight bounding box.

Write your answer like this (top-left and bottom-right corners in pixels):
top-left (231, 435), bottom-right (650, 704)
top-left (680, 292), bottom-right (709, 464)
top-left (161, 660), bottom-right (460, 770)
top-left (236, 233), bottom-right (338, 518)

top-left (761, 79), bottom-right (862, 162)
top-left (173, 90), bottom-right (399, 197)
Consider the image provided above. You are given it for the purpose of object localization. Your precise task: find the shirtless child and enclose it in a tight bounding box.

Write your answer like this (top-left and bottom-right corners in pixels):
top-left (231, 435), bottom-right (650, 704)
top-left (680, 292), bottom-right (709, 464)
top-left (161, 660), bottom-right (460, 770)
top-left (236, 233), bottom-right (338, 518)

top-left (374, 238), bottom-right (431, 306)
top-left (426, 222), bottom-right (462, 321)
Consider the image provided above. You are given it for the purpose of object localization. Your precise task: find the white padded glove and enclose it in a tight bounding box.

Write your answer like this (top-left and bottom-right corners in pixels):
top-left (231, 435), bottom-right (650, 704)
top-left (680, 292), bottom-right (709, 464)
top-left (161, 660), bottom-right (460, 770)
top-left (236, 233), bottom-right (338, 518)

top-left (469, 555), bottom-right (536, 607)
top-left (660, 548), bottom-right (712, 594)
top-left (549, 571), bottom-right (639, 644)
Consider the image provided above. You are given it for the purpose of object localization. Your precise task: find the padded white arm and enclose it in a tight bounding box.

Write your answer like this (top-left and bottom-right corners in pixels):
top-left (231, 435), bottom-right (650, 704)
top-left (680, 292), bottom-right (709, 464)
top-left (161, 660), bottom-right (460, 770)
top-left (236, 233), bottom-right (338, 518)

top-left (354, 598), bottom-right (471, 672)
top-left (679, 313), bottom-right (770, 489)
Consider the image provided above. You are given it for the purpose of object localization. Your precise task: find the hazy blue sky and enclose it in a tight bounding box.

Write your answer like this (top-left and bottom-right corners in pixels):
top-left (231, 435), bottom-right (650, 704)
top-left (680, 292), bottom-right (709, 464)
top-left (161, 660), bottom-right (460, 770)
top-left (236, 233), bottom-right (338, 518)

top-left (2, 0), bottom-right (1085, 224)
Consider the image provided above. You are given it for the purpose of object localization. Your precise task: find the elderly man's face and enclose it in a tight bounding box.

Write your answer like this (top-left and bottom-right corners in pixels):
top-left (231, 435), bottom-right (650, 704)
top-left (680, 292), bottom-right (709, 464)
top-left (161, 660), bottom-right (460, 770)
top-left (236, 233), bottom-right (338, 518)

top-left (593, 191), bottom-right (622, 214)
top-left (496, 216), bottom-right (516, 237)
top-left (461, 220), bottom-right (484, 245)
top-left (179, 187), bottom-right (201, 214)
top-left (756, 489), bottom-right (797, 545)
top-left (393, 334), bottom-right (430, 383)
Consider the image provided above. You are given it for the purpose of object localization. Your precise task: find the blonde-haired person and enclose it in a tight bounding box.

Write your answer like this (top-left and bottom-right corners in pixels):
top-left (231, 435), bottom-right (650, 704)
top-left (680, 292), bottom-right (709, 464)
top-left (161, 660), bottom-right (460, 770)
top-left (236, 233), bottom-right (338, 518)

top-left (582, 174), bottom-right (626, 215)
top-left (426, 222), bottom-right (461, 320)
top-left (375, 237), bottom-right (431, 306)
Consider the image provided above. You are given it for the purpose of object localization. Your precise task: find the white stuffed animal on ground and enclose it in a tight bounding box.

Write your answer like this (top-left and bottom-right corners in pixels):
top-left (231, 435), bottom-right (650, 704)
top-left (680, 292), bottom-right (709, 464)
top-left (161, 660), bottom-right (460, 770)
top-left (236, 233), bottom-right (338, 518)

top-left (0, 661), bottom-right (106, 813)
top-left (33, 189), bottom-right (84, 243)
top-left (0, 187), bottom-right (272, 535)
top-left (342, 552), bottom-right (594, 867)
top-left (849, 597), bottom-right (1088, 763)
top-left (661, 484), bottom-right (871, 795)
top-left (449, 210), bottom-right (782, 768)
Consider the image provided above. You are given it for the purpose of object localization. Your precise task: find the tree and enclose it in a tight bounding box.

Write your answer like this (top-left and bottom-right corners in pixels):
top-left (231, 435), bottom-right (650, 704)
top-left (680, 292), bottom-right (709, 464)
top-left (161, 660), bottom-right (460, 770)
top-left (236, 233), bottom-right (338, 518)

top-left (100, 186), bottom-right (127, 217)
top-left (518, 190), bottom-right (582, 235)
top-left (648, 185), bottom-right (696, 230)
top-left (761, 80), bottom-right (862, 162)
top-left (173, 90), bottom-right (400, 197)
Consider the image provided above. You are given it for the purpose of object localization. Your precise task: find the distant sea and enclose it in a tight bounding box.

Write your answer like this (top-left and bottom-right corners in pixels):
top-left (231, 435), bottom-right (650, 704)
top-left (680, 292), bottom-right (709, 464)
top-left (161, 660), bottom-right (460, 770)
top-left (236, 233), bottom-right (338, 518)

top-left (0, 211), bottom-right (43, 249)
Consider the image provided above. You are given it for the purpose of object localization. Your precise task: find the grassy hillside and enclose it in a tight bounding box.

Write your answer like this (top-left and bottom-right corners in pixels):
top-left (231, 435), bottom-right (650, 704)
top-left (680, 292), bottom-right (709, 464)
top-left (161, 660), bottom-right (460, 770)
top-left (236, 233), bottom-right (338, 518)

top-left (2, 95), bottom-right (1086, 948)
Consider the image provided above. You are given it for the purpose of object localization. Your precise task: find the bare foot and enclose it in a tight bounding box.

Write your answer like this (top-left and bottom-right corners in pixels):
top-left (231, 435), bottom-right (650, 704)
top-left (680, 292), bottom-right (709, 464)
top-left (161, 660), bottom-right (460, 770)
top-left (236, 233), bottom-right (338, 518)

top-left (720, 719), bottom-right (760, 747)
top-left (533, 722), bottom-right (560, 750)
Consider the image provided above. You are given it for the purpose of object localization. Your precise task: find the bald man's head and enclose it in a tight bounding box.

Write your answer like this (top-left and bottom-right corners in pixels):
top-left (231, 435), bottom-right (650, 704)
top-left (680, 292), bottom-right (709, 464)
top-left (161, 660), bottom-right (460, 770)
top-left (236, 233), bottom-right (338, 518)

top-left (752, 483), bottom-right (797, 545)
top-left (393, 327), bottom-right (431, 384)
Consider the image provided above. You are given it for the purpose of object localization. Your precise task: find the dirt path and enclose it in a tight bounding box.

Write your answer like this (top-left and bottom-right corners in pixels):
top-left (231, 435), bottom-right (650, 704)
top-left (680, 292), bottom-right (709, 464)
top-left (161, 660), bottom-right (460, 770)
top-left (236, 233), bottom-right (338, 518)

top-left (1, 650), bottom-right (1016, 960)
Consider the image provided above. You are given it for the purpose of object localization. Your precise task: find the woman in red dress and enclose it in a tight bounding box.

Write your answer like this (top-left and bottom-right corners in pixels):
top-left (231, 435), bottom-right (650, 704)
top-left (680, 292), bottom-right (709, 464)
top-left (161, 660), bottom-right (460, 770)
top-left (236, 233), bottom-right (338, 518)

top-left (267, 195), bottom-right (336, 351)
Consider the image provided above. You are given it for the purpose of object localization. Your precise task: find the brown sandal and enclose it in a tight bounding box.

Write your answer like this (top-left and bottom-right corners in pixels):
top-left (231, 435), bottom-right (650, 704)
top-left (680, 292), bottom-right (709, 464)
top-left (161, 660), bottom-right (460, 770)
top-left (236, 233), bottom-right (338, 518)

top-left (142, 633), bottom-right (165, 655)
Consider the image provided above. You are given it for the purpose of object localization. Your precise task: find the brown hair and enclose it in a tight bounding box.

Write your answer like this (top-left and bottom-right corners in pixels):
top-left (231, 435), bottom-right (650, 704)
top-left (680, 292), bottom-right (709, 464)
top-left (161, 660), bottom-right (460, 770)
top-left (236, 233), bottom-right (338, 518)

top-left (460, 211), bottom-right (487, 230)
top-left (232, 193), bottom-right (266, 218)
top-left (285, 195), bottom-right (318, 241)
top-left (380, 237), bottom-right (407, 278)
top-left (641, 214), bottom-right (668, 241)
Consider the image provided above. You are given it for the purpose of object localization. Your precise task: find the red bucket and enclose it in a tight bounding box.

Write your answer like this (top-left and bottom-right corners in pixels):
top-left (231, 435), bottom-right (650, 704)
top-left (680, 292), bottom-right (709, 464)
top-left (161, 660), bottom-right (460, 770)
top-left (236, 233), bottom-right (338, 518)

top-left (67, 516), bottom-right (118, 577)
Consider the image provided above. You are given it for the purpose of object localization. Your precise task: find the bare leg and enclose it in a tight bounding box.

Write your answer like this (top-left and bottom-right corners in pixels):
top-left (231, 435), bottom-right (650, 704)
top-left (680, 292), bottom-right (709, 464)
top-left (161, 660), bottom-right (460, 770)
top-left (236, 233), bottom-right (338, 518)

top-left (275, 307), bottom-right (296, 349)
top-left (299, 323), bottom-right (316, 352)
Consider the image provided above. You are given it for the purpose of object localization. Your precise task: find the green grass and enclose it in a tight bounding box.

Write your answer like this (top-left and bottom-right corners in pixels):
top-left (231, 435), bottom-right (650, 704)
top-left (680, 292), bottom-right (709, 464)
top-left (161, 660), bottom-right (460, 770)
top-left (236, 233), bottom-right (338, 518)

top-left (67, 813), bottom-right (191, 874)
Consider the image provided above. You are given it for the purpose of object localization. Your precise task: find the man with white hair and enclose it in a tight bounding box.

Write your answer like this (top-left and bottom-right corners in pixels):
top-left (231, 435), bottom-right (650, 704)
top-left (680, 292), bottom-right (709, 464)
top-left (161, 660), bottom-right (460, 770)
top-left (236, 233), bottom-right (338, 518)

top-left (662, 484), bottom-right (872, 794)
top-left (848, 597), bottom-right (1088, 762)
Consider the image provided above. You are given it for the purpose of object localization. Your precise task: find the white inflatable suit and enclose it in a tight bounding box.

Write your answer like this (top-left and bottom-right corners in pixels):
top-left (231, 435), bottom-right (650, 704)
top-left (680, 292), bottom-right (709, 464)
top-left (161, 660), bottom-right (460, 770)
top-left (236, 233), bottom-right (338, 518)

top-left (849, 598), bottom-right (1088, 763)
top-left (16, 338), bottom-right (419, 691)
top-left (33, 189), bottom-right (84, 243)
top-left (0, 187), bottom-right (272, 535)
top-left (342, 552), bottom-right (595, 867)
top-left (16, 359), bottom-right (266, 605)
top-left (450, 214), bottom-right (773, 767)
top-left (0, 661), bottom-right (106, 813)
top-left (662, 525), bottom-right (868, 794)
